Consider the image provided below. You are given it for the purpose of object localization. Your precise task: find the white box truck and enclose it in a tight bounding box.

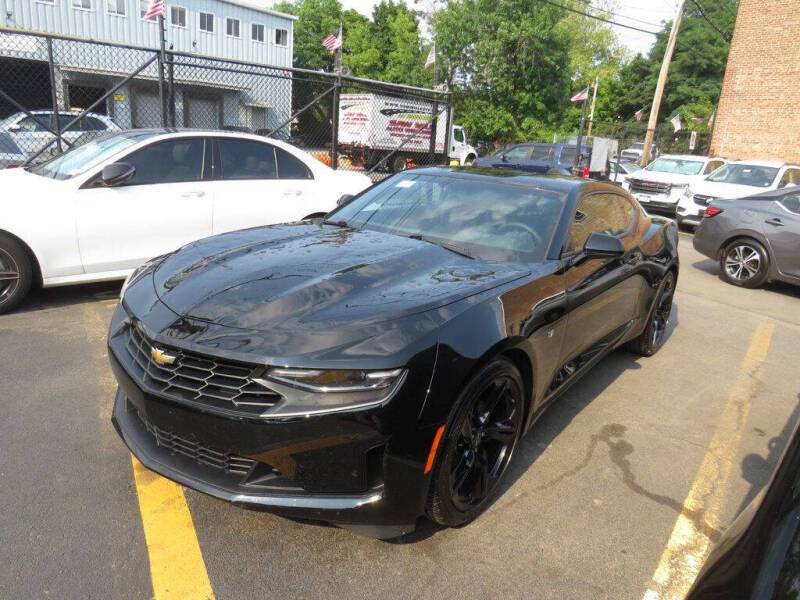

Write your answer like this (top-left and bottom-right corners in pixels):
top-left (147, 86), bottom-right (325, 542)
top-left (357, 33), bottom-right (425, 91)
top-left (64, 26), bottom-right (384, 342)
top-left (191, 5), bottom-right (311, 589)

top-left (337, 93), bottom-right (477, 173)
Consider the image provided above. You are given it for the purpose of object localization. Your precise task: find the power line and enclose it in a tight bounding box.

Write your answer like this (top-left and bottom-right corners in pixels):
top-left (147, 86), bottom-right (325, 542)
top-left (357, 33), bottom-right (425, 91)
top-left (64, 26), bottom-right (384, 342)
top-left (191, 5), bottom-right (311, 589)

top-left (688, 0), bottom-right (732, 42)
top-left (583, 1), bottom-right (667, 29)
top-left (534, 0), bottom-right (662, 36)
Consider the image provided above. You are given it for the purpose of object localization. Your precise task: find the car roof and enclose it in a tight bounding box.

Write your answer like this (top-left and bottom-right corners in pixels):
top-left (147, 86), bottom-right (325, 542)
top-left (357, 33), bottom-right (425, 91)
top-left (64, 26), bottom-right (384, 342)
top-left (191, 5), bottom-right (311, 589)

top-left (654, 154), bottom-right (716, 161)
top-left (20, 110), bottom-right (109, 117)
top-left (740, 186), bottom-right (800, 200)
top-left (408, 166), bottom-right (598, 193)
top-left (728, 159), bottom-right (798, 168)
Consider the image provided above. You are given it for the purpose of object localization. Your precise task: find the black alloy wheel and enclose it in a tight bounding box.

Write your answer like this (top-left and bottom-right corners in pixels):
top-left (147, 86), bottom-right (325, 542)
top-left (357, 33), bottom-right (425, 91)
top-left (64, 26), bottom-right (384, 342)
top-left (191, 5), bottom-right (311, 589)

top-left (720, 239), bottom-right (769, 288)
top-left (0, 235), bottom-right (33, 315)
top-left (625, 271), bottom-right (675, 356)
top-left (427, 358), bottom-right (524, 526)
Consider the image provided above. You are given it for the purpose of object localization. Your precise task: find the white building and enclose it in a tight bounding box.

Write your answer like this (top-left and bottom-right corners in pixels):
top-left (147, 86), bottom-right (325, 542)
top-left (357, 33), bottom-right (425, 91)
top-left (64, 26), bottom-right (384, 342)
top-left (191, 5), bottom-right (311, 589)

top-left (0, 0), bottom-right (296, 130)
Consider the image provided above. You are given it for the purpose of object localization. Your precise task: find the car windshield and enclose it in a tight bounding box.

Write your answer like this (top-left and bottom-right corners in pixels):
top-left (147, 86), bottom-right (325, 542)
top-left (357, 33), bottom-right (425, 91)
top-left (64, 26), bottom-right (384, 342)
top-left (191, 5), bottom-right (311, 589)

top-left (631, 143), bottom-right (644, 150)
top-left (706, 164), bottom-right (780, 187)
top-left (27, 132), bottom-right (149, 180)
top-left (328, 172), bottom-right (566, 262)
top-left (646, 157), bottom-right (705, 175)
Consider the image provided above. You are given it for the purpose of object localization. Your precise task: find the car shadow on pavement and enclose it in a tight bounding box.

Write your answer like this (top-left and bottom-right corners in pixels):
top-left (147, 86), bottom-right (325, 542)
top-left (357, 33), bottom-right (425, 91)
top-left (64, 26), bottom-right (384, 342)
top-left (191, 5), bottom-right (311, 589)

top-left (736, 394), bottom-right (800, 516)
top-left (390, 304), bottom-right (681, 544)
top-left (8, 281), bottom-right (122, 314)
top-left (691, 259), bottom-right (800, 299)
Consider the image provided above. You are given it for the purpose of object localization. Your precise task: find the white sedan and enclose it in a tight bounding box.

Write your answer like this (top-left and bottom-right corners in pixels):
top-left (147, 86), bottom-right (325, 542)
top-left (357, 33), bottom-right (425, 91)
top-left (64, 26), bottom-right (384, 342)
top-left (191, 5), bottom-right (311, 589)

top-left (0, 129), bottom-right (373, 313)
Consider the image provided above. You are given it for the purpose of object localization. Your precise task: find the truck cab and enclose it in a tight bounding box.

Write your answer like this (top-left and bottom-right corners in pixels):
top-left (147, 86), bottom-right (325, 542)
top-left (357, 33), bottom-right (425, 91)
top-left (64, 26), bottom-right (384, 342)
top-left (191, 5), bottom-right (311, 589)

top-left (450, 126), bottom-right (477, 166)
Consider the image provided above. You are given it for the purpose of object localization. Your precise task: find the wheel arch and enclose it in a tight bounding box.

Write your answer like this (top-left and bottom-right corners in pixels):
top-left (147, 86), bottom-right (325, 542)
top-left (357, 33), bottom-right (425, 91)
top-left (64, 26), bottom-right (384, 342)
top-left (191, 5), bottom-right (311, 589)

top-left (0, 228), bottom-right (43, 287)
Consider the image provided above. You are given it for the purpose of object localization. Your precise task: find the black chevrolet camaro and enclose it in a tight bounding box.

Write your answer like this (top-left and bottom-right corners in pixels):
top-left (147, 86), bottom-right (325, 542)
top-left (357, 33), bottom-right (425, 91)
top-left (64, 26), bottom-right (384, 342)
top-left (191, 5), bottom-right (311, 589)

top-left (109, 167), bottom-right (679, 538)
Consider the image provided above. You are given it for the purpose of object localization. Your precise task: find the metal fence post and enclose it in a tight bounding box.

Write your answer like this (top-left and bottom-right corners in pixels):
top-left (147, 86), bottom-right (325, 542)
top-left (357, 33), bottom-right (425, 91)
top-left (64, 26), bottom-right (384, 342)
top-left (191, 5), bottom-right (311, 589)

top-left (167, 50), bottom-right (176, 127)
top-left (429, 94), bottom-right (438, 165)
top-left (45, 37), bottom-right (62, 153)
top-left (442, 92), bottom-right (453, 166)
top-left (330, 75), bottom-right (340, 170)
top-left (157, 15), bottom-right (168, 127)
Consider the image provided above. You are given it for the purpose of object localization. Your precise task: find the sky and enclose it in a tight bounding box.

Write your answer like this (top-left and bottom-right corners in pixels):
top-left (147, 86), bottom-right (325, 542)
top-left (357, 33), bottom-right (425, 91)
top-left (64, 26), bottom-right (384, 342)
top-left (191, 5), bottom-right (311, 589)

top-left (263, 0), bottom-right (682, 57)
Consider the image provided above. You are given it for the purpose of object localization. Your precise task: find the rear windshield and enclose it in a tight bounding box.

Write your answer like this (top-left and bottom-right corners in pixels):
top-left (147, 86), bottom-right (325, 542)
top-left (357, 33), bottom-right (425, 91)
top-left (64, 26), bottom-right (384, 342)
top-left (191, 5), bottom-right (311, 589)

top-left (706, 164), bottom-right (779, 187)
top-left (646, 157), bottom-right (704, 175)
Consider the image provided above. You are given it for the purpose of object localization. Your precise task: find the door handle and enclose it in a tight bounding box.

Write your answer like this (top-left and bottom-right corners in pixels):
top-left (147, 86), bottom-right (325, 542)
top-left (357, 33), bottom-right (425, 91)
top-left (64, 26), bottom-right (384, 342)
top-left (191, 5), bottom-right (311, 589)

top-left (180, 191), bottom-right (206, 198)
top-left (765, 217), bottom-right (784, 226)
top-left (282, 189), bottom-right (302, 196)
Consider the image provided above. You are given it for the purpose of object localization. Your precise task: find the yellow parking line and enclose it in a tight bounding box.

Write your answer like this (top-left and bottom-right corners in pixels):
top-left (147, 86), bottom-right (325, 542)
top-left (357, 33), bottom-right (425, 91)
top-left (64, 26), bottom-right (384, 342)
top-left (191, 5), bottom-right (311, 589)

top-left (131, 455), bottom-right (216, 600)
top-left (641, 323), bottom-right (773, 600)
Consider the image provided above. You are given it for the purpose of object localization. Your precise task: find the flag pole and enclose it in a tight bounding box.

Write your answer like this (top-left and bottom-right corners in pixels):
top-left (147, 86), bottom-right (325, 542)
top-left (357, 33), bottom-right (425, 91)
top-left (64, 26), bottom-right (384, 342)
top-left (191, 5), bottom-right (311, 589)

top-left (586, 75), bottom-right (598, 139)
top-left (574, 92), bottom-right (588, 170)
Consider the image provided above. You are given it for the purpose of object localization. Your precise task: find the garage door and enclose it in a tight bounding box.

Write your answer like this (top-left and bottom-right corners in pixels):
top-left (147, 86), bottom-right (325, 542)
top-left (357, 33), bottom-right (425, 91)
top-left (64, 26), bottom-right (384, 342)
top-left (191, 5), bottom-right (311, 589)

top-left (185, 96), bottom-right (220, 128)
top-left (133, 88), bottom-right (162, 128)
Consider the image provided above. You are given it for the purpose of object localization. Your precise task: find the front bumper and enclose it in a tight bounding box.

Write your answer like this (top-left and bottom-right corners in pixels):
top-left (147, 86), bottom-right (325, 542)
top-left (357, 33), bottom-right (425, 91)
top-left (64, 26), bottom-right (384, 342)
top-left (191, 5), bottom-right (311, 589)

top-left (632, 193), bottom-right (679, 215)
top-left (108, 310), bottom-right (438, 537)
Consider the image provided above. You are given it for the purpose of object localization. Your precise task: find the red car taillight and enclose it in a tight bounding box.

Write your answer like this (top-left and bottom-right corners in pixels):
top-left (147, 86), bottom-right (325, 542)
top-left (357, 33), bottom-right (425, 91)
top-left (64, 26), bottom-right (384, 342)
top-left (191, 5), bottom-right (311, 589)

top-left (5, 164), bottom-right (19, 169)
top-left (704, 207), bottom-right (723, 218)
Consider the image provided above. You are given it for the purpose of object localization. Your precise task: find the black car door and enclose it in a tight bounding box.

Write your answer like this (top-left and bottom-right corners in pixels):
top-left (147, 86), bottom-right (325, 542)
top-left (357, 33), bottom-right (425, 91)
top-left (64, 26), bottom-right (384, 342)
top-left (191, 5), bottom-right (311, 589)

top-left (558, 191), bottom-right (647, 364)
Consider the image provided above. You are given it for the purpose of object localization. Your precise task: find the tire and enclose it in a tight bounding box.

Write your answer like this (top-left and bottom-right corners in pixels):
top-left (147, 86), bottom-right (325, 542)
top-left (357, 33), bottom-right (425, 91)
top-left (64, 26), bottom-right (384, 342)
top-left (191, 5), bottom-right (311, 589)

top-left (390, 154), bottom-right (407, 173)
top-left (625, 271), bottom-right (675, 356)
top-left (719, 238), bottom-right (769, 288)
top-left (0, 234), bottom-right (33, 315)
top-left (426, 358), bottom-right (525, 527)
top-left (464, 155), bottom-right (476, 166)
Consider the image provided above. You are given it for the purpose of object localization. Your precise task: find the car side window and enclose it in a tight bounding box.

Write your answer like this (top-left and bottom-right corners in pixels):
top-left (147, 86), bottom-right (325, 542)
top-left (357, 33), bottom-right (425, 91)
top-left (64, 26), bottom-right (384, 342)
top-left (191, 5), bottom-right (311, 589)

top-left (122, 138), bottom-right (205, 185)
top-left (779, 194), bottom-right (800, 215)
top-left (530, 146), bottom-right (554, 161)
top-left (502, 145), bottom-right (531, 160)
top-left (704, 160), bottom-right (724, 174)
top-left (218, 138), bottom-right (277, 180)
top-left (567, 193), bottom-right (636, 253)
top-left (81, 117), bottom-right (106, 131)
top-left (778, 168), bottom-right (800, 188)
top-left (18, 116), bottom-right (49, 132)
top-left (453, 128), bottom-right (464, 143)
top-left (57, 115), bottom-right (81, 133)
top-left (275, 147), bottom-right (313, 180)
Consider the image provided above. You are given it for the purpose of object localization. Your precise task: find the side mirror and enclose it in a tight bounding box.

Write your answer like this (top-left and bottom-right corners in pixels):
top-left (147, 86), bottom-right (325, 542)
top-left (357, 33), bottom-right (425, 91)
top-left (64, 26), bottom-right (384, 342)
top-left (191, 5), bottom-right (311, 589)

top-left (336, 193), bottom-right (354, 207)
top-left (583, 232), bottom-right (625, 258)
top-left (100, 162), bottom-right (135, 187)
top-left (8, 125), bottom-right (21, 133)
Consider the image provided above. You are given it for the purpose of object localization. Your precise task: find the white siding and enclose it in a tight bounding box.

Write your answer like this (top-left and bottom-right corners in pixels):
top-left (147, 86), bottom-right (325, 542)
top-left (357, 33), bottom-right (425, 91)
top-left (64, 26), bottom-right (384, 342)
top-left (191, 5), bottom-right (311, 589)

top-left (1, 0), bottom-right (294, 67)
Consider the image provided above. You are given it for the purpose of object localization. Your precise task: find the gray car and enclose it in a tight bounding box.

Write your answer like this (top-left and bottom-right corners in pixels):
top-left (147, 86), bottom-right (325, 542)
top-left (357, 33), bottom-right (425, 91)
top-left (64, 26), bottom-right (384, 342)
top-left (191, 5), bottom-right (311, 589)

top-left (0, 131), bottom-right (26, 169)
top-left (693, 187), bottom-right (800, 288)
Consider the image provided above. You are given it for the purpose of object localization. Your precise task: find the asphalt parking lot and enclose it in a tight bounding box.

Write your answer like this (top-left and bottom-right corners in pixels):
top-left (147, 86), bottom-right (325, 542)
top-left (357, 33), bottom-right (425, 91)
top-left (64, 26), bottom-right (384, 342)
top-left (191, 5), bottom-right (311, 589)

top-left (2, 232), bottom-right (799, 600)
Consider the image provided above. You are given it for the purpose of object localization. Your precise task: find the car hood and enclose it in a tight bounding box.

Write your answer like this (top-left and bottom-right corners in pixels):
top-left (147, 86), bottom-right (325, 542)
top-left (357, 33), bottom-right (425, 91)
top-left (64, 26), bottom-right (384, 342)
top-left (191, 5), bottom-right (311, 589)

top-left (630, 170), bottom-right (700, 185)
top-left (152, 223), bottom-right (531, 333)
top-left (690, 180), bottom-right (770, 199)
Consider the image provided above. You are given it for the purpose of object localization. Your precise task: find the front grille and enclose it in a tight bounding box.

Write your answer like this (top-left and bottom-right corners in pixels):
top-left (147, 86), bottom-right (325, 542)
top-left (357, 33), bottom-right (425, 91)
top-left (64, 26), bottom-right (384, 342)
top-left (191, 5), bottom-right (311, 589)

top-left (136, 409), bottom-right (256, 475)
top-left (630, 179), bottom-right (671, 195)
top-left (123, 323), bottom-right (281, 412)
top-left (693, 194), bottom-right (714, 206)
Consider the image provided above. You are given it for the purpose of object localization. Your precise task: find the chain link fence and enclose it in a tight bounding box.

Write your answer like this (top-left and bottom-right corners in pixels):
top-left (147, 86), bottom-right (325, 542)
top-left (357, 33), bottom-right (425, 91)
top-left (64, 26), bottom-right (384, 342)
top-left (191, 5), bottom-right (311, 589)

top-left (0, 27), bottom-right (452, 180)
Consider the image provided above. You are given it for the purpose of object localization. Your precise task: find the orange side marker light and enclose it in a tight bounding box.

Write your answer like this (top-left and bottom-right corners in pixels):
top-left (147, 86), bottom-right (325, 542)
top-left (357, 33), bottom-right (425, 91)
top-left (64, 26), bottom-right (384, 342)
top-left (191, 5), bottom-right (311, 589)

top-left (424, 424), bottom-right (446, 474)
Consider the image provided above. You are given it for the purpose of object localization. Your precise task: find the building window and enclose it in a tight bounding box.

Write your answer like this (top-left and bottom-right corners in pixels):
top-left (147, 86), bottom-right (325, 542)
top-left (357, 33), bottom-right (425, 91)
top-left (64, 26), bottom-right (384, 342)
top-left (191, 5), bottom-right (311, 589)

top-left (252, 23), bottom-right (265, 42)
top-left (139, 0), bottom-right (156, 21)
top-left (170, 6), bottom-right (186, 27)
top-left (226, 18), bottom-right (240, 38)
top-left (106, 0), bottom-right (125, 15)
top-left (199, 12), bottom-right (214, 33)
top-left (275, 28), bottom-right (288, 46)
top-left (72, 0), bottom-right (91, 10)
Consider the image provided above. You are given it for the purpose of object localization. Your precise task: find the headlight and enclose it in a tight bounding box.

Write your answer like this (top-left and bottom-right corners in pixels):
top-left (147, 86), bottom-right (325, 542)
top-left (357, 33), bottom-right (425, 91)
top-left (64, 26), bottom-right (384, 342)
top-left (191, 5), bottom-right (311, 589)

top-left (255, 367), bottom-right (407, 417)
top-left (120, 254), bottom-right (168, 299)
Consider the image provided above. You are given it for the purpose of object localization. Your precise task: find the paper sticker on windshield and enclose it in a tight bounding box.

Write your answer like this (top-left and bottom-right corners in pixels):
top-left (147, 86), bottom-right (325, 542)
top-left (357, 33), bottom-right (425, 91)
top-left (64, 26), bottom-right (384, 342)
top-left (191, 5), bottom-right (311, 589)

top-left (395, 180), bottom-right (416, 188)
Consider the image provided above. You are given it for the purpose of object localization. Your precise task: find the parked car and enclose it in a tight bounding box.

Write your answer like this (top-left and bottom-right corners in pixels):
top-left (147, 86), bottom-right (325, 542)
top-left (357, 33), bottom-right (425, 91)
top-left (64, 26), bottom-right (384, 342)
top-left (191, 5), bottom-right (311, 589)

top-left (687, 415), bottom-right (800, 599)
top-left (0, 131), bottom-right (26, 169)
top-left (693, 187), bottom-right (800, 288)
top-left (473, 142), bottom-right (591, 175)
top-left (609, 158), bottom-right (642, 190)
top-left (0, 110), bottom-right (120, 156)
top-left (109, 167), bottom-right (679, 539)
top-left (0, 129), bottom-right (372, 314)
top-left (620, 141), bottom-right (659, 163)
top-left (626, 154), bottom-right (726, 215)
top-left (677, 160), bottom-right (800, 227)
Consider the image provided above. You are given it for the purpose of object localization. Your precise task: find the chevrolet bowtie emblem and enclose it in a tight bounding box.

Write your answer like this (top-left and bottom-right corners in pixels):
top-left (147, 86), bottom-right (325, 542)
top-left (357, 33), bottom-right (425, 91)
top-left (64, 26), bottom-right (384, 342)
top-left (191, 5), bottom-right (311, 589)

top-left (151, 347), bottom-right (177, 366)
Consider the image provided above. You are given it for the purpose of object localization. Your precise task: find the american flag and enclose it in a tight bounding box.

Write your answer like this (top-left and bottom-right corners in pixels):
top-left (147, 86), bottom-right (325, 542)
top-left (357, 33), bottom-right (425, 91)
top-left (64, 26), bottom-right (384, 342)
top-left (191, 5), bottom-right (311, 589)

top-left (322, 29), bottom-right (342, 54)
top-left (141, 0), bottom-right (165, 20)
top-left (424, 45), bottom-right (435, 69)
top-left (634, 108), bottom-right (644, 121)
top-left (570, 88), bottom-right (589, 103)
top-left (670, 114), bottom-right (682, 132)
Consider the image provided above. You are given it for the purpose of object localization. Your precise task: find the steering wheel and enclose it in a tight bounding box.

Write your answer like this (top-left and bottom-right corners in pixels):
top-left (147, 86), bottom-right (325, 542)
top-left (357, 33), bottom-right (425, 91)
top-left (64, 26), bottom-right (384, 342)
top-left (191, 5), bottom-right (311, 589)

top-left (497, 222), bottom-right (543, 250)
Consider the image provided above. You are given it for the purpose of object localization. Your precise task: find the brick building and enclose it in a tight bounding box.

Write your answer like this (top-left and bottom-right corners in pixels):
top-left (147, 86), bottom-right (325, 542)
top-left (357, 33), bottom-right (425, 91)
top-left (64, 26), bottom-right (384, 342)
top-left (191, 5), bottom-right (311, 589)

top-left (709, 0), bottom-right (800, 164)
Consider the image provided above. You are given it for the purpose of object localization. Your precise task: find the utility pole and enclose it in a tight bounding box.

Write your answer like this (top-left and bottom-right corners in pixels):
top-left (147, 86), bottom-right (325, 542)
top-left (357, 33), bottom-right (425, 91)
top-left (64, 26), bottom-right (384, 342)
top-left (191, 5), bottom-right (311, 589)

top-left (586, 75), bottom-right (599, 139)
top-left (641, 0), bottom-right (685, 167)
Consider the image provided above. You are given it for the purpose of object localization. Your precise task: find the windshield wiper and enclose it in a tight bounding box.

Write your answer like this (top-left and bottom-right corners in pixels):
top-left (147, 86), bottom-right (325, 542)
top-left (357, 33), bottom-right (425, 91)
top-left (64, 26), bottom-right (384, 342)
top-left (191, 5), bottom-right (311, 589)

top-left (322, 219), bottom-right (352, 228)
top-left (407, 234), bottom-right (474, 259)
